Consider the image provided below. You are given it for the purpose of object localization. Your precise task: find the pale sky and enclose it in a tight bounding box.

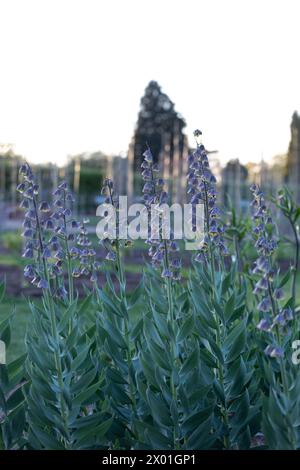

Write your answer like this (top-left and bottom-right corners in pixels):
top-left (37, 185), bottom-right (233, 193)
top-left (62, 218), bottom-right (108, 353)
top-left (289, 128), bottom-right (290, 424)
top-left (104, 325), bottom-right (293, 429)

top-left (0, 0), bottom-right (300, 165)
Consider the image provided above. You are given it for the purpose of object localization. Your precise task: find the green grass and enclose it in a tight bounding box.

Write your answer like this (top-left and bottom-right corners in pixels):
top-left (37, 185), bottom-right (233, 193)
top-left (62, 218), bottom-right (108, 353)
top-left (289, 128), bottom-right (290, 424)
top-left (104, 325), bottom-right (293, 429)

top-left (1, 272), bottom-right (299, 364)
top-left (0, 229), bottom-right (299, 364)
top-left (0, 297), bottom-right (32, 363)
top-left (0, 231), bottom-right (22, 252)
top-left (0, 254), bottom-right (25, 267)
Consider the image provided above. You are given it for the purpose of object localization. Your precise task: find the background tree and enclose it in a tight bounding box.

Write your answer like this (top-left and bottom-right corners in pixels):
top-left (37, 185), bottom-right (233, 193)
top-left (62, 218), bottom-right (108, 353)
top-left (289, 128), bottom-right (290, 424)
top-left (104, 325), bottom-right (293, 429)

top-left (131, 81), bottom-right (186, 194)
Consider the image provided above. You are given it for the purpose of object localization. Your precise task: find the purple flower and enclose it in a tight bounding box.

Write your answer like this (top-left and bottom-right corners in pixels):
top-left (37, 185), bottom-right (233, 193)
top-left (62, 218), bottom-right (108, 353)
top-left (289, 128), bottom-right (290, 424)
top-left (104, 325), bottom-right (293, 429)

top-left (22, 229), bottom-right (34, 238)
top-left (70, 247), bottom-right (80, 258)
top-left (264, 345), bottom-right (284, 358)
top-left (187, 134), bottom-right (227, 262)
top-left (195, 251), bottom-right (206, 263)
top-left (143, 149), bottom-right (153, 162)
top-left (19, 163), bottom-right (30, 176)
top-left (258, 298), bottom-right (271, 312)
top-left (283, 307), bottom-right (293, 322)
top-left (142, 182), bottom-right (154, 194)
top-left (139, 147), bottom-right (181, 281)
top-left (169, 241), bottom-right (179, 252)
top-left (90, 273), bottom-right (97, 283)
top-left (42, 247), bottom-right (52, 259)
top-left (37, 279), bottom-right (49, 289)
top-left (257, 319), bottom-right (271, 331)
top-left (161, 269), bottom-right (172, 278)
top-left (17, 182), bottom-right (26, 193)
top-left (172, 271), bottom-right (181, 281)
top-left (256, 277), bottom-right (268, 290)
top-left (249, 184), bottom-right (289, 354)
top-left (57, 286), bottom-right (68, 298)
top-left (274, 288), bottom-right (284, 300)
top-left (71, 220), bottom-right (80, 229)
top-left (106, 251), bottom-right (116, 261)
top-left (24, 264), bottom-right (35, 278)
top-left (193, 129), bottom-right (202, 138)
top-left (23, 248), bottom-right (34, 258)
top-left (72, 268), bottom-right (81, 278)
top-left (39, 201), bottom-right (50, 212)
top-left (272, 314), bottom-right (286, 327)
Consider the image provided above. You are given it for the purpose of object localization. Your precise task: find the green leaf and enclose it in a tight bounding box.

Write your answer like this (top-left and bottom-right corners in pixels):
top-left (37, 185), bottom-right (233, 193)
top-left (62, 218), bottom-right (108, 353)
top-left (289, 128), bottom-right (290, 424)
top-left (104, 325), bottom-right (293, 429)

top-left (224, 320), bottom-right (246, 363)
top-left (7, 354), bottom-right (27, 378)
top-left (74, 417), bottom-right (113, 448)
top-left (278, 268), bottom-right (292, 289)
top-left (182, 405), bottom-right (214, 434)
top-left (57, 301), bottom-right (78, 332)
top-left (29, 425), bottom-right (64, 450)
top-left (73, 380), bottom-right (103, 406)
top-left (146, 388), bottom-right (172, 427)
top-left (103, 318), bottom-right (127, 349)
top-left (130, 318), bottom-right (143, 342)
top-left (177, 315), bottom-right (194, 343)
top-left (180, 347), bottom-right (199, 376)
top-left (221, 272), bottom-right (232, 296)
top-left (145, 427), bottom-right (172, 449)
top-left (0, 317), bottom-right (11, 349)
top-left (146, 339), bottom-right (171, 372)
top-left (187, 416), bottom-right (217, 449)
top-left (71, 367), bottom-right (98, 394)
top-left (224, 292), bottom-right (236, 322)
top-left (71, 343), bottom-right (91, 371)
top-left (129, 279), bottom-right (144, 308)
top-left (0, 281), bottom-right (5, 303)
top-left (98, 289), bottom-right (122, 317)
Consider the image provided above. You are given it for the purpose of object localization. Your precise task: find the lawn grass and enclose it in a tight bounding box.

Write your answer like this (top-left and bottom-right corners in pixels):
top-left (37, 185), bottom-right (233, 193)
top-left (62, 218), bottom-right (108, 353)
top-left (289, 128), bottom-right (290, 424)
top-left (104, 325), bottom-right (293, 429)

top-left (0, 230), bottom-right (299, 364)
top-left (1, 272), bottom-right (299, 364)
top-left (0, 297), bottom-right (32, 363)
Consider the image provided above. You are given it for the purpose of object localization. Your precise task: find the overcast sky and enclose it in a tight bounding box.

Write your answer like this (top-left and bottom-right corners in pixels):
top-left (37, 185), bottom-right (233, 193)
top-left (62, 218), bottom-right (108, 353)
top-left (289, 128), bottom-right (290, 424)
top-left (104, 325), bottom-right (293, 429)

top-left (0, 0), bottom-right (300, 165)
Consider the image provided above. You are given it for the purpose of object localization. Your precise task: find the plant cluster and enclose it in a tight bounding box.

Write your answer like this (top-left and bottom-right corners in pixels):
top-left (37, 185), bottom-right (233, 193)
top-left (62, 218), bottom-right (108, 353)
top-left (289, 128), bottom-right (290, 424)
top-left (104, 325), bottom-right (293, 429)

top-left (0, 133), bottom-right (300, 450)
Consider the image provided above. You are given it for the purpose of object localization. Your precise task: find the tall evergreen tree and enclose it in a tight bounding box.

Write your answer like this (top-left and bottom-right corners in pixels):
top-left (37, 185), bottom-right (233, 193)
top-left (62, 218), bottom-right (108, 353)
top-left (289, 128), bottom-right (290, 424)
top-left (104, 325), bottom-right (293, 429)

top-left (131, 81), bottom-right (186, 192)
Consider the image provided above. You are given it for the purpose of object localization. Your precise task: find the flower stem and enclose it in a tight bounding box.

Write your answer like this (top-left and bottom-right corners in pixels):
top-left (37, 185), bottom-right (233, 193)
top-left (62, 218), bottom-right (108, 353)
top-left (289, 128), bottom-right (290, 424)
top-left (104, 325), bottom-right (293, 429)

top-left (33, 194), bottom-right (70, 447)
top-left (267, 279), bottom-right (296, 449)
top-left (202, 181), bottom-right (230, 449)
top-left (115, 232), bottom-right (137, 435)
top-left (62, 191), bottom-right (74, 305)
top-left (288, 216), bottom-right (299, 311)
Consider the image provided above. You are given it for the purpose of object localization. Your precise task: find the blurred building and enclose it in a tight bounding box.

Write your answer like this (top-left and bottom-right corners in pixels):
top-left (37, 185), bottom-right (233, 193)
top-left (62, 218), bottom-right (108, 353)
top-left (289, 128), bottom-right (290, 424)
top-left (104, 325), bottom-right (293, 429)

top-left (287, 111), bottom-right (300, 201)
top-left (268, 154), bottom-right (287, 191)
top-left (0, 144), bottom-right (22, 207)
top-left (128, 81), bottom-right (188, 202)
top-left (246, 161), bottom-right (262, 185)
top-left (66, 151), bottom-right (127, 213)
top-left (111, 156), bottom-right (128, 195)
top-left (221, 159), bottom-right (248, 210)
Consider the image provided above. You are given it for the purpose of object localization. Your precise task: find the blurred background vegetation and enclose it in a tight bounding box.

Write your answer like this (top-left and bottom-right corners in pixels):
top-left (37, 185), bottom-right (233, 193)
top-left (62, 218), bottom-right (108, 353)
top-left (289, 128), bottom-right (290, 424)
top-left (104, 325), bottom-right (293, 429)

top-left (1, 81), bottom-right (300, 362)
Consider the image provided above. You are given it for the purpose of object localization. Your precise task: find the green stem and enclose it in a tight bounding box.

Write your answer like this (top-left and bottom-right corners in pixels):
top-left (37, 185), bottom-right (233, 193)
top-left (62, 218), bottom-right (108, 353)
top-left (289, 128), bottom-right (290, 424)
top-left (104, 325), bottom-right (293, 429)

top-left (210, 244), bottom-right (230, 449)
top-left (267, 281), bottom-right (282, 371)
top-left (234, 235), bottom-right (243, 287)
top-left (62, 192), bottom-right (74, 306)
top-left (108, 187), bottom-right (133, 408)
top-left (267, 280), bottom-right (296, 449)
top-left (115, 235), bottom-right (137, 431)
top-left (202, 174), bottom-right (230, 449)
top-left (33, 194), bottom-right (70, 448)
top-left (288, 217), bottom-right (299, 312)
top-left (163, 233), bottom-right (179, 449)
top-left (148, 162), bottom-right (179, 448)
top-left (44, 286), bottom-right (71, 448)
